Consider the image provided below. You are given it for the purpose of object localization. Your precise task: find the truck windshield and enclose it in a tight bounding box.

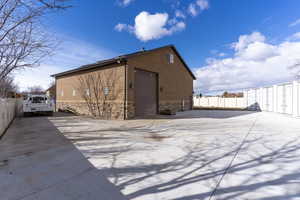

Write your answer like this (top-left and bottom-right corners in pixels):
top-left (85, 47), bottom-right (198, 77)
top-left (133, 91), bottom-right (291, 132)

top-left (31, 97), bottom-right (45, 103)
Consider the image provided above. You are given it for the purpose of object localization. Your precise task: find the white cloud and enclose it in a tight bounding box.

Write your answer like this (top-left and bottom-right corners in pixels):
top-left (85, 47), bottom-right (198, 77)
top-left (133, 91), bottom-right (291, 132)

top-left (13, 37), bottom-right (116, 91)
top-left (175, 10), bottom-right (186, 19)
top-left (135, 12), bottom-right (169, 41)
top-left (218, 52), bottom-right (226, 57)
top-left (116, 1), bottom-right (209, 40)
top-left (288, 32), bottom-right (300, 40)
top-left (196, 0), bottom-right (209, 10)
top-left (195, 32), bottom-right (300, 93)
top-left (188, 0), bottom-right (209, 16)
top-left (231, 32), bottom-right (266, 51)
top-left (211, 50), bottom-right (226, 57)
top-left (115, 23), bottom-right (127, 32)
top-left (289, 18), bottom-right (300, 27)
top-left (118, 0), bottom-right (134, 7)
top-left (294, 32), bottom-right (300, 39)
top-left (114, 23), bottom-right (133, 32)
top-left (188, 3), bottom-right (198, 16)
top-left (116, 11), bottom-right (185, 41)
top-left (170, 21), bottom-right (186, 32)
top-left (236, 42), bottom-right (278, 61)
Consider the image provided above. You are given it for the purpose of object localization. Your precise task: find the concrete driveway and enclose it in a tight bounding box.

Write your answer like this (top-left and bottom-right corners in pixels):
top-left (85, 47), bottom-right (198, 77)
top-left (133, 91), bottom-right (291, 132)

top-left (49, 110), bottom-right (300, 200)
top-left (1, 110), bottom-right (300, 200)
top-left (0, 113), bottom-right (127, 200)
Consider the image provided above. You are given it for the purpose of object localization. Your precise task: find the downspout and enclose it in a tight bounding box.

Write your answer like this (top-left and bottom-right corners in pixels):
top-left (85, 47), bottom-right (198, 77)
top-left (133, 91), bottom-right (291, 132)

top-left (123, 59), bottom-right (127, 120)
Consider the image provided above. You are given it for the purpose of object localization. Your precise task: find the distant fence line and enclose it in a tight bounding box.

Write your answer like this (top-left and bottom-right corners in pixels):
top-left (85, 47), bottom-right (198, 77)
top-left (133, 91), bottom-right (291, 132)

top-left (0, 98), bottom-right (22, 138)
top-left (193, 96), bottom-right (246, 109)
top-left (194, 80), bottom-right (300, 117)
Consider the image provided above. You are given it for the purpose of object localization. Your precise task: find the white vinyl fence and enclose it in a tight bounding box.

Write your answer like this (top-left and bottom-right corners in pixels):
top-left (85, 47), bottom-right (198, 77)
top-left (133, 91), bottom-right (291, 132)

top-left (0, 98), bottom-right (22, 138)
top-left (194, 80), bottom-right (300, 117)
top-left (193, 96), bottom-right (246, 109)
top-left (244, 81), bottom-right (300, 117)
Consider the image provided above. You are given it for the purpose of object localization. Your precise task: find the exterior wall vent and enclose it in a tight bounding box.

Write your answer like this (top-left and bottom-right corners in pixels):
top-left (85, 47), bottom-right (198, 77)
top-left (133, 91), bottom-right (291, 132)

top-left (167, 53), bottom-right (174, 64)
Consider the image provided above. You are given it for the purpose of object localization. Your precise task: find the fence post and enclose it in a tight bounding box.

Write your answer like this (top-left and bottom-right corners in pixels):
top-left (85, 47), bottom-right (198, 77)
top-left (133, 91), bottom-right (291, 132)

top-left (293, 81), bottom-right (299, 117)
top-left (244, 90), bottom-right (248, 109)
top-left (259, 88), bottom-right (263, 110)
top-left (234, 97), bottom-right (236, 108)
top-left (273, 85), bottom-right (278, 113)
top-left (254, 89), bottom-right (257, 110)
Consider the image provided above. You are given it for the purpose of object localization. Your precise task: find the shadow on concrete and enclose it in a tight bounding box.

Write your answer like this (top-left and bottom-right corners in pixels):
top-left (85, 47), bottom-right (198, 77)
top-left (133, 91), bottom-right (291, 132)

top-left (22, 111), bottom-right (77, 118)
top-left (134, 109), bottom-right (259, 120)
top-left (98, 136), bottom-right (300, 200)
top-left (42, 110), bottom-right (300, 200)
top-left (0, 115), bottom-right (127, 200)
top-left (246, 102), bottom-right (262, 112)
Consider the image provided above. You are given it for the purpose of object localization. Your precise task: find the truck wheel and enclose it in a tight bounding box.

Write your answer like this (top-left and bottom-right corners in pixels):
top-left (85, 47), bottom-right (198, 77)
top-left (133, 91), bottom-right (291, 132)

top-left (49, 111), bottom-right (54, 116)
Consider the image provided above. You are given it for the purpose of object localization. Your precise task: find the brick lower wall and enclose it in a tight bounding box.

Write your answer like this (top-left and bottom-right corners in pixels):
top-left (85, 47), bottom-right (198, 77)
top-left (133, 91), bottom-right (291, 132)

top-left (125, 101), bottom-right (135, 119)
top-left (159, 100), bottom-right (192, 113)
top-left (56, 101), bottom-right (125, 120)
top-left (125, 99), bottom-right (193, 119)
top-left (57, 99), bottom-right (192, 120)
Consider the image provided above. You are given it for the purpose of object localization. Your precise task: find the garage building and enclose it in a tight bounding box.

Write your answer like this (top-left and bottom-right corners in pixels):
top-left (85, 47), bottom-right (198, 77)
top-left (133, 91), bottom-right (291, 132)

top-left (52, 45), bottom-right (196, 119)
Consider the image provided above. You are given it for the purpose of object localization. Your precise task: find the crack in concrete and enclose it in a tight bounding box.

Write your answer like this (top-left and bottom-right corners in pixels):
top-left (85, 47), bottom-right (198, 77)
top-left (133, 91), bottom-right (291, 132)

top-left (208, 117), bottom-right (259, 200)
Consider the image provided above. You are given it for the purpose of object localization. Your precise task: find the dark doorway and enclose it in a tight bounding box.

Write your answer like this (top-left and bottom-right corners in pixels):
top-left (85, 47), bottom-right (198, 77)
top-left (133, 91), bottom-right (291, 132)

top-left (134, 69), bottom-right (158, 116)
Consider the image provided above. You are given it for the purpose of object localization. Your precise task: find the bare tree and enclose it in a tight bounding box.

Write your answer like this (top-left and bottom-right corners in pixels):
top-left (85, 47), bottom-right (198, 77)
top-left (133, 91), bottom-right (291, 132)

top-left (0, 75), bottom-right (18, 97)
top-left (77, 70), bottom-right (123, 119)
top-left (46, 80), bottom-right (55, 98)
top-left (77, 74), bottom-right (96, 116)
top-left (0, 0), bottom-right (70, 81)
top-left (27, 85), bottom-right (44, 94)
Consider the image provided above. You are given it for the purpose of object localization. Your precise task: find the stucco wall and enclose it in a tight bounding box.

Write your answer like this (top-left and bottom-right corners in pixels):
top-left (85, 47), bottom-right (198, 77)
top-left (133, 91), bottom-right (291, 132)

top-left (126, 47), bottom-right (194, 117)
top-left (55, 46), bottom-right (194, 119)
top-left (56, 64), bottom-right (125, 119)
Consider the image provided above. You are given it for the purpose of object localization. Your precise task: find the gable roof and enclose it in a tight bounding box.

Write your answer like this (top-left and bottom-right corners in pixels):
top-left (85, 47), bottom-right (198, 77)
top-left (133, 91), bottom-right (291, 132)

top-left (51, 45), bottom-right (196, 80)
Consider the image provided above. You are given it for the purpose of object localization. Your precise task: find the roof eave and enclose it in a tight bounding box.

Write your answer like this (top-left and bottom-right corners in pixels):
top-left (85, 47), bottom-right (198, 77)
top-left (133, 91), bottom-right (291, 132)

top-left (51, 60), bottom-right (119, 78)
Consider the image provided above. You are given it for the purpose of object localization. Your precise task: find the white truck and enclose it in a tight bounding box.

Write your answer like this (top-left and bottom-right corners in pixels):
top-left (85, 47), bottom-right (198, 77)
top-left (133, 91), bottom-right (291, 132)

top-left (23, 94), bottom-right (54, 116)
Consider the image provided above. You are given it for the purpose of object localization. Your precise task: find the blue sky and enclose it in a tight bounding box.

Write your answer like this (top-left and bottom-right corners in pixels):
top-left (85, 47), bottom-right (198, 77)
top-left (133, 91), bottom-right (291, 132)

top-left (15, 0), bottom-right (300, 93)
